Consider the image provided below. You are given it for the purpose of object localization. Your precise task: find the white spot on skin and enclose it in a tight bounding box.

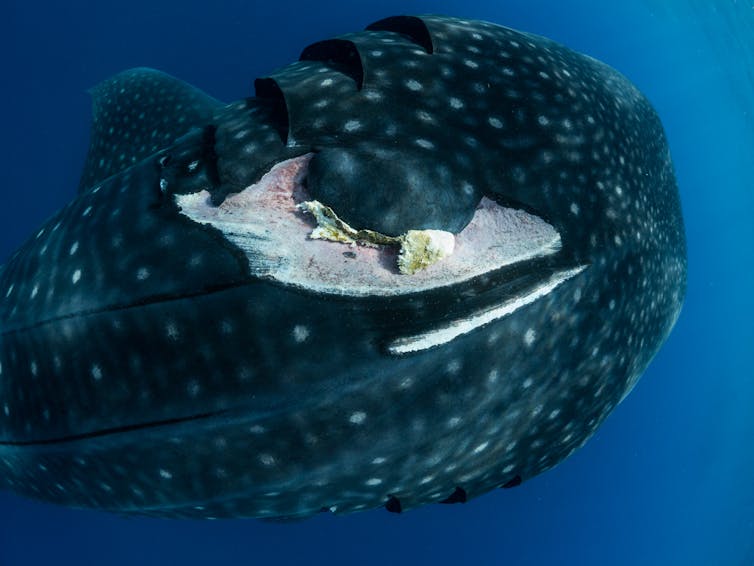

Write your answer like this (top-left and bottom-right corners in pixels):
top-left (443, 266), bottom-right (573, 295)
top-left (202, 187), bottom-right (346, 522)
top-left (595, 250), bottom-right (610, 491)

top-left (473, 441), bottom-right (489, 454)
top-left (91, 365), bottom-right (103, 381)
top-left (136, 267), bottom-right (150, 281)
top-left (82, 206), bottom-right (93, 217)
top-left (415, 139), bottom-right (434, 150)
top-left (166, 322), bottom-right (180, 341)
top-left (30, 284), bottom-right (39, 299)
top-left (405, 79), bottom-right (422, 91)
top-left (69, 241), bottom-right (79, 255)
top-left (449, 97), bottom-right (464, 109)
top-left (488, 117), bottom-right (504, 128)
top-left (570, 202), bottom-right (580, 215)
top-left (259, 454), bottom-right (275, 466)
top-left (292, 325), bottom-right (310, 343)
top-left (344, 120), bottom-right (361, 132)
top-left (349, 411), bottom-right (367, 425)
top-left (187, 380), bottom-right (200, 397)
top-left (72, 270), bottom-right (82, 284)
top-left (524, 328), bottom-right (536, 346)
top-left (320, 78), bottom-right (333, 87)
top-left (488, 369), bottom-right (499, 383)
top-left (159, 469), bottom-right (173, 479)
top-left (30, 361), bottom-right (38, 377)
top-left (446, 359), bottom-right (462, 374)
top-left (417, 110), bottom-right (433, 122)
top-left (365, 478), bottom-right (382, 486)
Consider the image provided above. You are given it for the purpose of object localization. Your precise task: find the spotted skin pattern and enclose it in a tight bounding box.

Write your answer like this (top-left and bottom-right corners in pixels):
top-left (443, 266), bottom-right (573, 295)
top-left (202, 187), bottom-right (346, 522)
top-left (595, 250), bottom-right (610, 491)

top-left (78, 68), bottom-right (222, 192)
top-left (0, 15), bottom-right (686, 519)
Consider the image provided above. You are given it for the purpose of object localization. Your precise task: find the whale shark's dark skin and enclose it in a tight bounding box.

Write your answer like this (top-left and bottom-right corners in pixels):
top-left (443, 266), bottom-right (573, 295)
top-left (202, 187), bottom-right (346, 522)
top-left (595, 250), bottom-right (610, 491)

top-left (0, 15), bottom-right (686, 519)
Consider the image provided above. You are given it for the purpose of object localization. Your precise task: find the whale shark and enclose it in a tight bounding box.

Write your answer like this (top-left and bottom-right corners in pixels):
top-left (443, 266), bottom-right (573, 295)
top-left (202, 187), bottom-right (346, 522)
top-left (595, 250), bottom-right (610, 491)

top-left (0, 15), bottom-right (686, 519)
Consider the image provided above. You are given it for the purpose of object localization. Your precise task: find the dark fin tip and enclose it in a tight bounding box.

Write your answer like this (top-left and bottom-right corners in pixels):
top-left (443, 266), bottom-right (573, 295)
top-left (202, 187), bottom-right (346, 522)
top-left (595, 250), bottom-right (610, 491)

top-left (366, 15), bottom-right (434, 54)
top-left (440, 487), bottom-right (467, 504)
top-left (502, 475), bottom-right (522, 489)
top-left (300, 39), bottom-right (364, 90)
top-left (201, 124), bottom-right (221, 186)
top-left (253, 78), bottom-right (290, 144)
top-left (385, 495), bottom-right (402, 514)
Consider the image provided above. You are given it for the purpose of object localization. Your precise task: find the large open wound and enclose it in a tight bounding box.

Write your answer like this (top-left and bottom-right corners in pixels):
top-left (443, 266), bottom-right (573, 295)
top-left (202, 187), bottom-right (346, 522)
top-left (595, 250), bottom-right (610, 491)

top-left (175, 154), bottom-right (562, 297)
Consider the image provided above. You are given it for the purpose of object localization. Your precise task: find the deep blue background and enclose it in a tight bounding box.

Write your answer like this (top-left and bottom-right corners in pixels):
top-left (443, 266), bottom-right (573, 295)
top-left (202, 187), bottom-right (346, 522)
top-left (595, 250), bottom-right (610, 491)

top-left (1, 1), bottom-right (753, 564)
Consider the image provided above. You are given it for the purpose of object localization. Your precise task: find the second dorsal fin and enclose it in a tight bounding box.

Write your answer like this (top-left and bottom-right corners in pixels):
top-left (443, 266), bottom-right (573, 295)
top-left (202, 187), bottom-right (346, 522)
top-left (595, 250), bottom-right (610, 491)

top-left (78, 67), bottom-right (222, 192)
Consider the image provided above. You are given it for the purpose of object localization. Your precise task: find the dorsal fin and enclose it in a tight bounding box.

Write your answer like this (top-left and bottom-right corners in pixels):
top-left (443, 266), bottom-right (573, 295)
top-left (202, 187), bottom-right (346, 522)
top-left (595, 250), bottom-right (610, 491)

top-left (78, 67), bottom-right (222, 192)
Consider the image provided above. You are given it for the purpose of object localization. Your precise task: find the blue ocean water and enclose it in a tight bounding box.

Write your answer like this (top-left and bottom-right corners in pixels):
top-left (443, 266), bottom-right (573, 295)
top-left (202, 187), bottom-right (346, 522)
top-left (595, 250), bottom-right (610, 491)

top-left (1, 0), bottom-right (752, 564)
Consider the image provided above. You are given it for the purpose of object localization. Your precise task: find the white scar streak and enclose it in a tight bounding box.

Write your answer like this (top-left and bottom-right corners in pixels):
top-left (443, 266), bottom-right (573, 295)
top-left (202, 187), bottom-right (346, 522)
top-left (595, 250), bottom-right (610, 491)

top-left (388, 265), bottom-right (588, 355)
